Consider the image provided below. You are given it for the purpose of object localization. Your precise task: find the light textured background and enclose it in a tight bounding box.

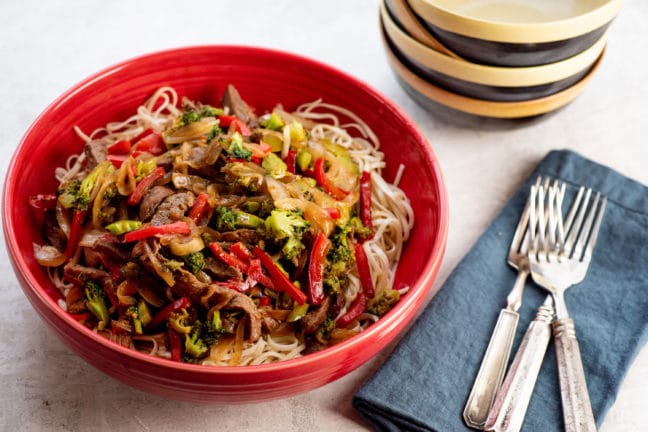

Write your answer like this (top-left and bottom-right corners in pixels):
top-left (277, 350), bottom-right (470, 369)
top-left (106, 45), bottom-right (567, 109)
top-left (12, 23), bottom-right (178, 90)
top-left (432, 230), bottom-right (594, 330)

top-left (1, 1), bottom-right (646, 431)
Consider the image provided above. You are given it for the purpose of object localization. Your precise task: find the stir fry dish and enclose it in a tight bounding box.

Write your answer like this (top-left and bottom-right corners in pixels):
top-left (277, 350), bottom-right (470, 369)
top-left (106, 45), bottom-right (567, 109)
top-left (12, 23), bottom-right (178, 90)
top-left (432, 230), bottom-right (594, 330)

top-left (30, 85), bottom-right (413, 365)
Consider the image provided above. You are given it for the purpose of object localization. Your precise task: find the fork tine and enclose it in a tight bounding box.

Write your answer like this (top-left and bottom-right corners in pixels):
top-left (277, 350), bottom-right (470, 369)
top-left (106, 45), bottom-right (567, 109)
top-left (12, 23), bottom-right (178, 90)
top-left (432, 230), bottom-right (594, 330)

top-left (563, 186), bottom-right (585, 235)
top-left (582, 197), bottom-right (607, 262)
top-left (563, 187), bottom-right (591, 257)
top-left (509, 177), bottom-right (542, 255)
top-left (573, 192), bottom-right (603, 260)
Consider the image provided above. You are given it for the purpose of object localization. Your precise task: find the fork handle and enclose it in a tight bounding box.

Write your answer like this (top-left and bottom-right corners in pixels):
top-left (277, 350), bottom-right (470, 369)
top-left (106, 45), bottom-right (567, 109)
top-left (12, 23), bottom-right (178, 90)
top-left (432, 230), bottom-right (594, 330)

top-left (553, 318), bottom-right (597, 432)
top-left (463, 309), bottom-right (519, 429)
top-left (484, 296), bottom-right (554, 432)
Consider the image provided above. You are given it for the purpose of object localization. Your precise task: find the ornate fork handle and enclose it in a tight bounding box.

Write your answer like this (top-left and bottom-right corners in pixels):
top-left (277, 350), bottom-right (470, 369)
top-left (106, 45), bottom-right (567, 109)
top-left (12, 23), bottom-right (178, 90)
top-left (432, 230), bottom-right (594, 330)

top-left (554, 318), bottom-right (597, 432)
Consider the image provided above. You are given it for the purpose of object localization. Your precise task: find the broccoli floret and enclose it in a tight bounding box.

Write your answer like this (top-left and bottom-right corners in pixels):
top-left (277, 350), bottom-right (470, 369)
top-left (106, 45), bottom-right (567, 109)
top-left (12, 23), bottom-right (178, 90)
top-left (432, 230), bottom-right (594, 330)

top-left (205, 124), bottom-right (222, 142)
top-left (126, 301), bottom-right (151, 335)
top-left (57, 179), bottom-right (81, 209)
top-left (181, 251), bottom-right (205, 274)
top-left (214, 206), bottom-right (264, 231)
top-left (324, 224), bottom-right (357, 294)
top-left (316, 317), bottom-right (336, 340)
top-left (367, 289), bottom-right (401, 317)
top-left (199, 105), bottom-right (221, 118)
top-left (349, 216), bottom-right (372, 240)
top-left (264, 210), bottom-right (311, 260)
top-left (179, 109), bottom-right (200, 126)
top-left (84, 280), bottom-right (109, 330)
top-left (225, 132), bottom-right (252, 160)
top-left (259, 111), bottom-right (285, 131)
top-left (184, 329), bottom-right (208, 358)
top-left (58, 161), bottom-right (113, 211)
top-left (184, 316), bottom-right (225, 358)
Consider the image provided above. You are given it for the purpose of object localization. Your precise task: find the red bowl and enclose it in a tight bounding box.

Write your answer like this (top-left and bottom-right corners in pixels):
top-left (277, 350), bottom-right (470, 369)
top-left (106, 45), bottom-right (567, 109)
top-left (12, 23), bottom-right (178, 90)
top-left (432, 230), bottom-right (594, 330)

top-left (3, 45), bottom-right (448, 403)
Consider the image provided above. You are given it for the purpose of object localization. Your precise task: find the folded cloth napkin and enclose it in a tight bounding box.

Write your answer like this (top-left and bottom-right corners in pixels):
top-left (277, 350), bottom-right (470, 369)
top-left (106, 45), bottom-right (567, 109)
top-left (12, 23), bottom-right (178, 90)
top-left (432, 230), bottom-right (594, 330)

top-left (353, 150), bottom-right (648, 431)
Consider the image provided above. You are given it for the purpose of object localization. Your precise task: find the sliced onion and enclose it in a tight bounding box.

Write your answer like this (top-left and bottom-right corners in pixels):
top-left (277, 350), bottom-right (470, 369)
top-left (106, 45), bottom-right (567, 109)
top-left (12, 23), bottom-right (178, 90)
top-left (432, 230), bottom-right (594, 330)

top-left (33, 243), bottom-right (67, 267)
top-left (274, 198), bottom-right (335, 237)
top-left (168, 235), bottom-right (205, 256)
top-left (78, 228), bottom-right (108, 248)
top-left (163, 118), bottom-right (217, 145)
top-left (55, 204), bottom-right (71, 238)
top-left (266, 176), bottom-right (290, 201)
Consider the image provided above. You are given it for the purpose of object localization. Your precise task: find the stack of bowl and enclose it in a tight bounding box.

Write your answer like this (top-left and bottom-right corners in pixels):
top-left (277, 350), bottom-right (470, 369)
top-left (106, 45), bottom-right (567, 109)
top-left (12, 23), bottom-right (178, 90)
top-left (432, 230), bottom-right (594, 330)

top-left (380, 0), bottom-right (623, 118)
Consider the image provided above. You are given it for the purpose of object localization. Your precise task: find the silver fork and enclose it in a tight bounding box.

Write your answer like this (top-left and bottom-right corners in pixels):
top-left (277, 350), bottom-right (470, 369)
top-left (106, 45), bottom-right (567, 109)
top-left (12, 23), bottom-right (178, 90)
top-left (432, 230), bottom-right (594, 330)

top-left (527, 182), bottom-right (607, 432)
top-left (463, 177), bottom-right (544, 429)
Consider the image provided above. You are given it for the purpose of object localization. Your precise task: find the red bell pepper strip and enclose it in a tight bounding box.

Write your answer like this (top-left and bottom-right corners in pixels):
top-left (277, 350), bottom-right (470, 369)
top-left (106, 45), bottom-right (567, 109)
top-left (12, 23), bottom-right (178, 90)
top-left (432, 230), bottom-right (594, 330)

top-left (218, 115), bottom-right (235, 127)
top-left (248, 258), bottom-right (275, 289)
top-left (229, 241), bottom-right (254, 264)
top-left (209, 242), bottom-right (250, 273)
top-left (28, 193), bottom-right (57, 225)
top-left (258, 296), bottom-right (271, 306)
top-left (353, 242), bottom-right (375, 299)
top-left (123, 221), bottom-right (191, 242)
top-left (134, 132), bottom-right (165, 155)
top-left (253, 247), bottom-right (307, 305)
top-left (187, 192), bottom-right (211, 224)
top-left (107, 139), bottom-right (132, 155)
top-left (336, 292), bottom-right (368, 328)
top-left (324, 207), bottom-right (341, 220)
top-left (69, 312), bottom-right (92, 321)
top-left (106, 154), bottom-right (129, 169)
top-left (167, 328), bottom-right (182, 362)
top-left (219, 115), bottom-right (251, 136)
top-left (130, 128), bottom-right (153, 145)
top-left (307, 231), bottom-right (331, 305)
top-left (313, 158), bottom-right (350, 200)
top-left (127, 167), bottom-right (166, 205)
top-left (64, 209), bottom-right (87, 258)
top-left (284, 150), bottom-right (297, 174)
top-left (148, 296), bottom-right (192, 329)
top-left (359, 171), bottom-right (374, 240)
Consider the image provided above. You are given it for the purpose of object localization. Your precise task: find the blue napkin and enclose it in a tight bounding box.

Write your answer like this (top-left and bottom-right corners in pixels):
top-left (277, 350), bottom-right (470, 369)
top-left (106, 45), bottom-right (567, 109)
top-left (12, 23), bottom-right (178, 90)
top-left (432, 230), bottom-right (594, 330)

top-left (353, 150), bottom-right (648, 431)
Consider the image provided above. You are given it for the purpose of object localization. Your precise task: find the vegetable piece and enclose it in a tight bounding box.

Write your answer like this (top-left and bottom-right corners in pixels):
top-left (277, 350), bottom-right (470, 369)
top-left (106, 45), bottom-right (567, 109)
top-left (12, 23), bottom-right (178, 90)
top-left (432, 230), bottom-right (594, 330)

top-left (84, 280), bottom-right (109, 330)
top-left (284, 150), bottom-right (297, 174)
top-left (107, 140), bottom-right (131, 155)
top-left (147, 296), bottom-right (191, 329)
top-left (262, 152), bottom-right (287, 178)
top-left (106, 154), bottom-right (129, 169)
top-left (33, 244), bottom-right (67, 267)
top-left (123, 221), bottom-right (191, 242)
top-left (187, 192), bottom-right (211, 224)
top-left (229, 118), bottom-right (252, 137)
top-left (288, 121), bottom-right (307, 142)
top-left (287, 303), bottom-right (310, 322)
top-left (213, 206), bottom-right (264, 231)
top-left (353, 242), bottom-right (375, 299)
top-left (264, 209), bottom-right (311, 260)
top-left (367, 289), bottom-right (400, 316)
top-left (184, 323), bottom-right (208, 358)
top-left (168, 309), bottom-right (192, 334)
top-left (260, 111), bottom-right (285, 131)
top-left (104, 220), bottom-right (142, 235)
top-left (134, 132), bottom-right (165, 155)
top-left (359, 171), bottom-right (373, 240)
top-left (325, 207), bottom-right (341, 219)
top-left (308, 231), bottom-right (332, 305)
top-left (229, 241), bottom-right (255, 263)
top-left (224, 132), bottom-right (253, 160)
top-left (296, 150), bottom-right (312, 172)
top-left (64, 209), bottom-right (86, 258)
top-left (168, 328), bottom-right (182, 362)
top-left (253, 247), bottom-right (307, 305)
top-left (336, 292), bottom-right (368, 328)
top-left (209, 242), bottom-right (249, 273)
top-left (127, 166), bottom-right (165, 205)
top-left (181, 251), bottom-right (205, 274)
top-left (312, 158), bottom-right (349, 200)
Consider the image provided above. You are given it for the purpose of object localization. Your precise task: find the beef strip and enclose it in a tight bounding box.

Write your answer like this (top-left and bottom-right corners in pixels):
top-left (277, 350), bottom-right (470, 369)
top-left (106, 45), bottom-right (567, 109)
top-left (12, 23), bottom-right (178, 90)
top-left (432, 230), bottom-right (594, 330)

top-left (139, 186), bottom-right (174, 221)
top-left (221, 84), bottom-right (257, 127)
top-left (84, 140), bottom-right (107, 169)
top-left (212, 229), bottom-right (262, 245)
top-left (301, 295), bottom-right (331, 334)
top-left (203, 284), bottom-right (262, 342)
top-left (150, 191), bottom-right (195, 225)
top-left (43, 211), bottom-right (66, 251)
top-left (172, 268), bottom-right (209, 304)
top-left (202, 256), bottom-right (242, 281)
top-left (63, 263), bottom-right (110, 286)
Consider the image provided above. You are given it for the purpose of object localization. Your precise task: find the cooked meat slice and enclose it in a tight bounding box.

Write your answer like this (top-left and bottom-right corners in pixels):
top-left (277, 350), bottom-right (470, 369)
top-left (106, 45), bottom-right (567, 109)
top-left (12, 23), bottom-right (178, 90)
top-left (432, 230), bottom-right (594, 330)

top-left (203, 284), bottom-right (262, 342)
top-left (84, 140), bottom-right (107, 169)
top-left (63, 263), bottom-right (110, 286)
top-left (150, 191), bottom-right (195, 225)
top-left (65, 284), bottom-right (86, 314)
top-left (221, 84), bottom-right (257, 126)
top-left (216, 229), bottom-right (262, 245)
top-left (43, 211), bottom-right (66, 251)
top-left (172, 268), bottom-right (209, 304)
top-left (139, 186), bottom-right (174, 221)
top-left (301, 295), bottom-right (331, 334)
top-left (202, 256), bottom-right (242, 281)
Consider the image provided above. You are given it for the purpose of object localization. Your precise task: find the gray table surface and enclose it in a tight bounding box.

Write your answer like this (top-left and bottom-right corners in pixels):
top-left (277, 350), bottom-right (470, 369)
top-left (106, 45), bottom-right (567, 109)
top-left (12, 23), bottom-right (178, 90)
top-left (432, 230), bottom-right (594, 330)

top-left (1, 1), bottom-right (646, 431)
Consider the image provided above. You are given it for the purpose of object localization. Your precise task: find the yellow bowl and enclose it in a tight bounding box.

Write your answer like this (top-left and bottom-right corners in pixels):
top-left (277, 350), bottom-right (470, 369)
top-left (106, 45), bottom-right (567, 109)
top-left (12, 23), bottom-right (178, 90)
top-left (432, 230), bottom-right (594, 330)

top-left (408, 0), bottom-right (622, 66)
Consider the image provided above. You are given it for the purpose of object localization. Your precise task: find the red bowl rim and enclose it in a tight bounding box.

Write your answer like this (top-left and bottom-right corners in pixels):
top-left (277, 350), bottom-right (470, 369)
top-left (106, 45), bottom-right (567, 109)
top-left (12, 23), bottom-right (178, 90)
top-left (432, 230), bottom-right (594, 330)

top-left (3, 44), bottom-right (449, 376)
